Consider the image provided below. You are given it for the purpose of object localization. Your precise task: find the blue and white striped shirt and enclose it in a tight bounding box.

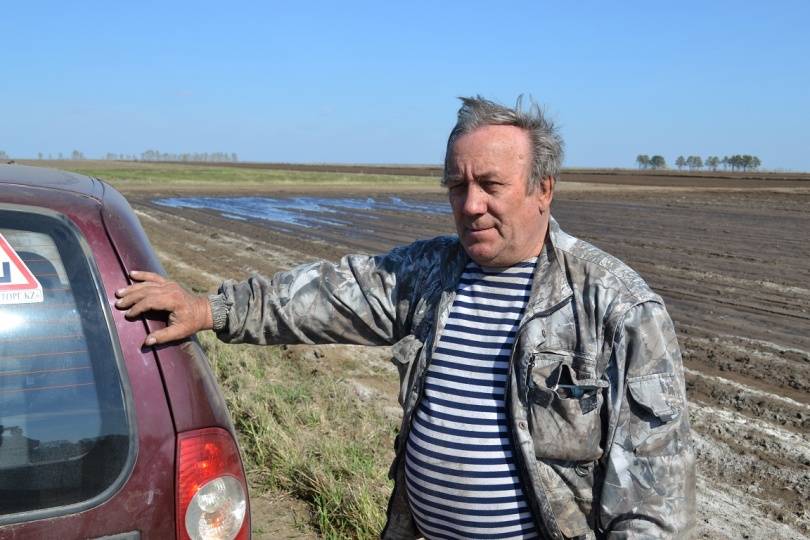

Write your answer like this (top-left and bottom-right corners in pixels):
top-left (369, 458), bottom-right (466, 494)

top-left (404, 258), bottom-right (538, 540)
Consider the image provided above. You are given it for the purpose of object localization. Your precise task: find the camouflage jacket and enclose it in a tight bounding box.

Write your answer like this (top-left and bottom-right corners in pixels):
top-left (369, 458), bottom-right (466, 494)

top-left (211, 217), bottom-right (696, 539)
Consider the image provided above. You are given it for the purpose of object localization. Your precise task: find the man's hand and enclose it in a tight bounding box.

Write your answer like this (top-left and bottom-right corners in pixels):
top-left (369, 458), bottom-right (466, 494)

top-left (115, 270), bottom-right (214, 346)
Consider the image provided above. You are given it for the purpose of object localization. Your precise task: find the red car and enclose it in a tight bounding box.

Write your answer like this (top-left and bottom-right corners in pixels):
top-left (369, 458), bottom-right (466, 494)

top-left (0, 164), bottom-right (250, 540)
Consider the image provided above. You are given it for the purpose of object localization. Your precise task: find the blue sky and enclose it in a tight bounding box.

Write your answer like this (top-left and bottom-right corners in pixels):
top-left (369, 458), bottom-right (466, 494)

top-left (2, 1), bottom-right (808, 170)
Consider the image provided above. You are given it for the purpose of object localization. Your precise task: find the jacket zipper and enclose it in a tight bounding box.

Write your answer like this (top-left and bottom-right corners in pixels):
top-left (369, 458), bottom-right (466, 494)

top-left (505, 300), bottom-right (571, 540)
top-left (526, 353), bottom-right (536, 401)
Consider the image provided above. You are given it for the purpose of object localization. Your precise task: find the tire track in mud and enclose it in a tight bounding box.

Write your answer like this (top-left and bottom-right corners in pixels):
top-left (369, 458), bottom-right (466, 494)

top-left (126, 186), bottom-right (810, 538)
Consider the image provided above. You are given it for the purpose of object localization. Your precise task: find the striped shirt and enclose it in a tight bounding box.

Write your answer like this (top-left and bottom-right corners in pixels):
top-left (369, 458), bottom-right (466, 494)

top-left (404, 258), bottom-right (538, 540)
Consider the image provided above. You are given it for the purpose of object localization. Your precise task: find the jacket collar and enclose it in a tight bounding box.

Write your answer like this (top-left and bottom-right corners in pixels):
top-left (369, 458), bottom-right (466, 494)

top-left (443, 216), bottom-right (574, 315)
top-left (527, 216), bottom-right (574, 316)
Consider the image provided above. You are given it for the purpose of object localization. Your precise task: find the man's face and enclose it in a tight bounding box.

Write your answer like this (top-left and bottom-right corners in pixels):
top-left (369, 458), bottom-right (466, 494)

top-left (446, 125), bottom-right (553, 267)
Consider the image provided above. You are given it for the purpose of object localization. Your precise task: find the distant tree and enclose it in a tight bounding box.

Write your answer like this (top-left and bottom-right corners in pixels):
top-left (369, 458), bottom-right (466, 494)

top-left (231, 152), bottom-right (238, 162)
top-left (0, 150), bottom-right (8, 160)
top-left (735, 154), bottom-right (761, 171)
top-left (705, 156), bottom-right (720, 171)
top-left (650, 155), bottom-right (667, 169)
top-left (636, 154), bottom-right (650, 169)
top-left (58, 152), bottom-right (64, 160)
top-left (37, 152), bottom-right (43, 160)
top-left (675, 156), bottom-right (686, 170)
top-left (71, 150), bottom-right (85, 160)
top-left (729, 154), bottom-right (756, 171)
top-left (685, 155), bottom-right (703, 170)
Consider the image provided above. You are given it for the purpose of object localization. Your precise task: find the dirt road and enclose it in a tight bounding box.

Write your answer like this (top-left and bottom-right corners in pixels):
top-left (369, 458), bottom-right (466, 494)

top-left (125, 180), bottom-right (810, 539)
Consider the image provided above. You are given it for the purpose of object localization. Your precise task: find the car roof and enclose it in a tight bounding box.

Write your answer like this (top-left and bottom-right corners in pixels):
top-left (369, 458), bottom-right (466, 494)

top-left (0, 164), bottom-right (102, 199)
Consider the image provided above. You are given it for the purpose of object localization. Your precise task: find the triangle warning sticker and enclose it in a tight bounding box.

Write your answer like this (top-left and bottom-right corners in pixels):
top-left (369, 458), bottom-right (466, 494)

top-left (0, 233), bottom-right (44, 305)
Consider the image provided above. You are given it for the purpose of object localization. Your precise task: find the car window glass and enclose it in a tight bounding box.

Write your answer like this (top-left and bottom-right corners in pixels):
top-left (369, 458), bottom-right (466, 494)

top-left (0, 212), bottom-right (131, 519)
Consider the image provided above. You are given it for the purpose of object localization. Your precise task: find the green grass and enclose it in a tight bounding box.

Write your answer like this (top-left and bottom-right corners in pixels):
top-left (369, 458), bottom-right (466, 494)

top-left (25, 160), bottom-right (438, 188)
top-left (199, 333), bottom-right (397, 539)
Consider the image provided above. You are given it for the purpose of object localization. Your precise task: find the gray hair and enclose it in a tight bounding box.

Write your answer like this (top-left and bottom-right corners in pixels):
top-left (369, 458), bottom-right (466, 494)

top-left (443, 95), bottom-right (564, 192)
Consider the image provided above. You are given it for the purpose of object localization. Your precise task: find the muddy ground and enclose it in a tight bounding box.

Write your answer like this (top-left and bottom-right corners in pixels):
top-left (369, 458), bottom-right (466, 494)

top-left (123, 178), bottom-right (810, 539)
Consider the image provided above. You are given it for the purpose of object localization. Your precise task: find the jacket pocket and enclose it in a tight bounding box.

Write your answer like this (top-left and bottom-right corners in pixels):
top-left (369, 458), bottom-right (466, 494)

top-left (626, 373), bottom-right (687, 456)
top-left (537, 458), bottom-right (599, 538)
top-left (527, 353), bottom-right (608, 462)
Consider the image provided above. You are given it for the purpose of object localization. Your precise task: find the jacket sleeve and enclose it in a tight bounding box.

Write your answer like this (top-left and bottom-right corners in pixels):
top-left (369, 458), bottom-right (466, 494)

top-left (599, 300), bottom-right (696, 539)
top-left (210, 244), bottom-right (420, 347)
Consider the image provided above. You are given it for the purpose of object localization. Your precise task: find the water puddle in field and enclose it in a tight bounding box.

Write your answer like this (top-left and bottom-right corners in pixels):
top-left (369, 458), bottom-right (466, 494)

top-left (154, 196), bottom-right (450, 227)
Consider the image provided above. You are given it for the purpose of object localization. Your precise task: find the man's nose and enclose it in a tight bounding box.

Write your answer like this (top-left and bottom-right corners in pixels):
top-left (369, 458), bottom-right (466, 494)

top-left (462, 185), bottom-right (487, 216)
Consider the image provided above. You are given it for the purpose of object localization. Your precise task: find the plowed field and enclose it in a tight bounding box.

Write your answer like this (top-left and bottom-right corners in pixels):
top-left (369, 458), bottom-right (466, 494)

top-left (124, 175), bottom-right (810, 539)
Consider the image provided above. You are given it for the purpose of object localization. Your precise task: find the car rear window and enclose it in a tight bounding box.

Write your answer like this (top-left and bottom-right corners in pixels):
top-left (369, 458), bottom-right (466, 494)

top-left (0, 209), bottom-right (132, 521)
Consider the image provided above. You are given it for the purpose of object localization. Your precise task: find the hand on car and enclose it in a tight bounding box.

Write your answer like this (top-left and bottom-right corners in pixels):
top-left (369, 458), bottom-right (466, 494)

top-left (115, 270), bottom-right (214, 346)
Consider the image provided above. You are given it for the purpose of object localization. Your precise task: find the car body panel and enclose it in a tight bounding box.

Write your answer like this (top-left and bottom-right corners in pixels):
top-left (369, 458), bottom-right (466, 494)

top-left (100, 185), bottom-right (235, 434)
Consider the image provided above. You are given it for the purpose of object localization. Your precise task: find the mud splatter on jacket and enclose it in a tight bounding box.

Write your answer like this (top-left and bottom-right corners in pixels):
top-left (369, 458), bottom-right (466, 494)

top-left (211, 218), bottom-right (696, 539)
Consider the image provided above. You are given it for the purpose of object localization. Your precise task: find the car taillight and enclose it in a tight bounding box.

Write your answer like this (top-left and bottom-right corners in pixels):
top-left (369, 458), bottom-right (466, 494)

top-left (176, 427), bottom-right (250, 540)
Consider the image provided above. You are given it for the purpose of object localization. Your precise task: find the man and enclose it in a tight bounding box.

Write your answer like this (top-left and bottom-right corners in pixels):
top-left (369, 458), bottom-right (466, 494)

top-left (116, 96), bottom-right (695, 539)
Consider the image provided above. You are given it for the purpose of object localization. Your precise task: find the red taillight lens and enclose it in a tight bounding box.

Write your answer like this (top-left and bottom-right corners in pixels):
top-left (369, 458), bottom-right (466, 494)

top-left (176, 427), bottom-right (250, 540)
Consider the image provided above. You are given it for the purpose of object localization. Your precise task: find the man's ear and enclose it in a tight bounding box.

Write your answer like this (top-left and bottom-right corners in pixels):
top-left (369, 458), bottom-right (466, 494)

top-left (536, 176), bottom-right (554, 212)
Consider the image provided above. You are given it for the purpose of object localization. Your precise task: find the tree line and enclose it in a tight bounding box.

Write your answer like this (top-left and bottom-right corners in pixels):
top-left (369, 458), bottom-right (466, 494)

top-left (1, 150), bottom-right (240, 162)
top-left (636, 154), bottom-right (761, 172)
top-left (138, 150), bottom-right (239, 162)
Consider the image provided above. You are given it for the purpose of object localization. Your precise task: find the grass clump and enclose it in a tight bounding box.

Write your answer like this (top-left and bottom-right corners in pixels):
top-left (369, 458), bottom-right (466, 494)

top-left (199, 333), bottom-right (397, 539)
